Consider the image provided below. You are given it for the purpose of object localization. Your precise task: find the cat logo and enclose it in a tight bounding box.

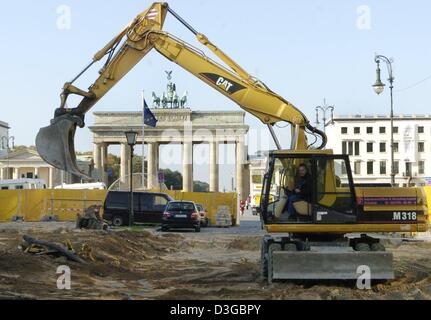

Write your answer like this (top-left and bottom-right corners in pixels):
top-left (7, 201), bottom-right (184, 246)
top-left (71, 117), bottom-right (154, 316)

top-left (200, 73), bottom-right (246, 95)
top-left (216, 77), bottom-right (234, 92)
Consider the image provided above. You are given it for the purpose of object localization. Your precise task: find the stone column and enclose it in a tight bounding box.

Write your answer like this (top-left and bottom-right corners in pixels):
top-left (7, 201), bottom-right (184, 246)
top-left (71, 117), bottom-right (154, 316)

top-left (101, 143), bottom-right (108, 184)
top-left (34, 167), bottom-right (39, 179)
top-left (183, 141), bottom-right (193, 192)
top-left (13, 168), bottom-right (19, 180)
top-left (93, 143), bottom-right (102, 181)
top-left (147, 142), bottom-right (159, 190)
top-left (0, 167), bottom-right (3, 180)
top-left (209, 141), bottom-right (219, 192)
top-left (48, 167), bottom-right (54, 188)
top-left (120, 143), bottom-right (130, 183)
top-left (236, 138), bottom-right (245, 201)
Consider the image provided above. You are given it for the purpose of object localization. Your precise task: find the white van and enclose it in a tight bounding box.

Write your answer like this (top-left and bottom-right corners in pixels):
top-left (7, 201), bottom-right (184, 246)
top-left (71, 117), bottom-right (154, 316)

top-left (54, 182), bottom-right (106, 190)
top-left (0, 179), bottom-right (47, 190)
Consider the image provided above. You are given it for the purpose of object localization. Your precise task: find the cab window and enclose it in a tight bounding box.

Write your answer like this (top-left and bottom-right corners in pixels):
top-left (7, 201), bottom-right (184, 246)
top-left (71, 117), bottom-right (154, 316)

top-left (314, 157), bottom-right (355, 215)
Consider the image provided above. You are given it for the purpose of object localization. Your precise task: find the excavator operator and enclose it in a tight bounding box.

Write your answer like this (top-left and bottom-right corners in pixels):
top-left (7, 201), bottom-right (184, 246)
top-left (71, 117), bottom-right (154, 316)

top-left (287, 164), bottom-right (312, 217)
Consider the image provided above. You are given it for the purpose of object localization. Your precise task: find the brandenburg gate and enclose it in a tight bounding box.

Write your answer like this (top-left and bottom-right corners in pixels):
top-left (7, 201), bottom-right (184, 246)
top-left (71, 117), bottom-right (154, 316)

top-left (89, 109), bottom-right (249, 197)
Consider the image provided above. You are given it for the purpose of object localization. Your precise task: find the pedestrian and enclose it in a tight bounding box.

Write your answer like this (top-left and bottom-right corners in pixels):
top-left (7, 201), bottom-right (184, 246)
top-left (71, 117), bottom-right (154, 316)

top-left (240, 200), bottom-right (246, 216)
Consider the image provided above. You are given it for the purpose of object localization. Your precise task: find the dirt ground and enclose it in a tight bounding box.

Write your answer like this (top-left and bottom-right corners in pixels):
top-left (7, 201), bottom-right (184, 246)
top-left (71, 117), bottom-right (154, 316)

top-left (0, 221), bottom-right (430, 300)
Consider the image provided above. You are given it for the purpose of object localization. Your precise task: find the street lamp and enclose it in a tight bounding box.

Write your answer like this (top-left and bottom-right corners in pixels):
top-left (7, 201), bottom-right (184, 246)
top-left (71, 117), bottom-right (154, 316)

top-left (315, 99), bottom-right (335, 134)
top-left (372, 54), bottom-right (395, 186)
top-left (125, 130), bottom-right (138, 227)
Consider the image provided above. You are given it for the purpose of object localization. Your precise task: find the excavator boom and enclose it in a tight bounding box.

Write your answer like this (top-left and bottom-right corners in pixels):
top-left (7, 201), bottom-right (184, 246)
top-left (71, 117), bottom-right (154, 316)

top-left (36, 2), bottom-right (325, 178)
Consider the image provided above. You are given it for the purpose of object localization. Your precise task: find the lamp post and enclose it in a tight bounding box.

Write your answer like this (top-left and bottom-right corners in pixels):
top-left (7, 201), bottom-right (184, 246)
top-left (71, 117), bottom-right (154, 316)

top-left (372, 54), bottom-right (395, 186)
top-left (315, 99), bottom-right (335, 134)
top-left (125, 131), bottom-right (138, 227)
top-left (1, 136), bottom-right (15, 179)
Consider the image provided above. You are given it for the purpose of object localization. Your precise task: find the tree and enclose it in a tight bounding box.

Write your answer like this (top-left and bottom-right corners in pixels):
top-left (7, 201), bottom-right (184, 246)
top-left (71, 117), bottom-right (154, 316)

top-left (162, 169), bottom-right (183, 190)
top-left (193, 181), bottom-right (210, 193)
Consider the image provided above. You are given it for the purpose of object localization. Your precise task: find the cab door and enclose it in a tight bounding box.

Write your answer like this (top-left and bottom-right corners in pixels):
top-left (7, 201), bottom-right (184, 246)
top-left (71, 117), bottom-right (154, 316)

top-left (311, 156), bottom-right (357, 224)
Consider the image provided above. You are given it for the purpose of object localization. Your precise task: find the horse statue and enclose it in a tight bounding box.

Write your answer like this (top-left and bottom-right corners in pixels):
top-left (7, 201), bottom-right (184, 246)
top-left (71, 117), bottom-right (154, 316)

top-left (180, 91), bottom-right (188, 108)
top-left (152, 92), bottom-right (161, 108)
top-left (173, 93), bottom-right (180, 108)
top-left (162, 92), bottom-right (168, 108)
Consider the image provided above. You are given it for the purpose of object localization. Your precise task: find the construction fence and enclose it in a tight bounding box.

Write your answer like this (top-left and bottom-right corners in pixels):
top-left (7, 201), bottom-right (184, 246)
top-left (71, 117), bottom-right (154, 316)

top-left (0, 189), bottom-right (238, 226)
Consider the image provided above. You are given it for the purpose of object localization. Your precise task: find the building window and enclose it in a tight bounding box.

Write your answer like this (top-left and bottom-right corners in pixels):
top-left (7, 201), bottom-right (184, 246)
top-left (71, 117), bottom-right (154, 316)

top-left (418, 126), bottom-right (425, 134)
top-left (348, 141), bottom-right (354, 156)
top-left (354, 127), bottom-right (360, 134)
top-left (380, 142), bottom-right (386, 153)
top-left (342, 141), bottom-right (360, 156)
top-left (379, 127), bottom-right (386, 134)
top-left (419, 161), bottom-right (425, 175)
top-left (380, 161), bottom-right (387, 175)
top-left (367, 161), bottom-right (374, 175)
top-left (367, 142), bottom-right (374, 153)
top-left (354, 161), bottom-right (361, 175)
top-left (341, 127), bottom-right (348, 134)
top-left (406, 162), bottom-right (412, 177)
top-left (355, 141), bottom-right (360, 156)
top-left (26, 173), bottom-right (34, 179)
top-left (341, 165), bottom-right (347, 175)
top-left (393, 142), bottom-right (399, 153)
top-left (366, 127), bottom-right (373, 134)
top-left (418, 142), bottom-right (425, 152)
top-left (393, 127), bottom-right (399, 134)
top-left (394, 161), bottom-right (399, 175)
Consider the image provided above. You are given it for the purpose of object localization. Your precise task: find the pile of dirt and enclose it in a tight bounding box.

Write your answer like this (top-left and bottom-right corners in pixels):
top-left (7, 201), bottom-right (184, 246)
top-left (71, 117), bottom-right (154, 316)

top-left (225, 236), bottom-right (261, 251)
top-left (0, 223), bottom-right (431, 300)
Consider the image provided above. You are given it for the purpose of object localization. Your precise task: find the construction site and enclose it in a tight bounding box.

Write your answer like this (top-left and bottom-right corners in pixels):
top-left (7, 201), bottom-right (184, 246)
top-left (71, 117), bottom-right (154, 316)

top-left (0, 217), bottom-right (431, 300)
top-left (1, 1), bottom-right (431, 303)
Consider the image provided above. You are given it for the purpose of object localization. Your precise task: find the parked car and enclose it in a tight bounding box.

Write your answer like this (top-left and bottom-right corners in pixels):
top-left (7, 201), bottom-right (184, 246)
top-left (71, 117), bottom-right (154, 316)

top-left (103, 191), bottom-right (173, 227)
top-left (195, 204), bottom-right (209, 227)
top-left (162, 201), bottom-right (201, 232)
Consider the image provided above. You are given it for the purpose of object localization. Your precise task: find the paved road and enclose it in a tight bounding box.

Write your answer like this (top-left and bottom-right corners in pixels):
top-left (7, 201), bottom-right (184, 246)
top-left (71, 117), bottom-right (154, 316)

top-left (0, 209), bottom-right (264, 236)
top-left (201, 209), bottom-right (264, 235)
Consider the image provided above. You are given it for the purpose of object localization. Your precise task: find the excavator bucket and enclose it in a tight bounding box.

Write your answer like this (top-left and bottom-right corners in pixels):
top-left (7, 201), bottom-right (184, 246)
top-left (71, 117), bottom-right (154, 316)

top-left (36, 115), bottom-right (89, 179)
top-left (267, 247), bottom-right (394, 283)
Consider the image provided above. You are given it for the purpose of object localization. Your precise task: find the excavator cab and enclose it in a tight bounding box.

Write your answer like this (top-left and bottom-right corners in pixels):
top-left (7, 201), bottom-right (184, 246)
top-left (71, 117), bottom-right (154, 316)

top-left (260, 150), bottom-right (357, 226)
top-left (259, 150), bottom-right (396, 282)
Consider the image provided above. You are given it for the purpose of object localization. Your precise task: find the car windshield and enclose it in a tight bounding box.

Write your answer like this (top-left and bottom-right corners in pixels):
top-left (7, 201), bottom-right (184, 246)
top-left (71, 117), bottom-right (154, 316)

top-left (196, 204), bottom-right (204, 211)
top-left (167, 202), bottom-right (196, 212)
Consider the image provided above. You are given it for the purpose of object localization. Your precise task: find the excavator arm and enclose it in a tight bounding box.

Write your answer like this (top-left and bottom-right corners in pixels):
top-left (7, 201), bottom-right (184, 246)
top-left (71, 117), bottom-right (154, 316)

top-left (36, 2), bottom-right (326, 178)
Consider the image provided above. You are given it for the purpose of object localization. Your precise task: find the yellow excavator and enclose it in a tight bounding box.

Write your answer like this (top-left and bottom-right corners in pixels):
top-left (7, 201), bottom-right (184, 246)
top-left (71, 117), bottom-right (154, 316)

top-left (36, 2), bottom-right (428, 282)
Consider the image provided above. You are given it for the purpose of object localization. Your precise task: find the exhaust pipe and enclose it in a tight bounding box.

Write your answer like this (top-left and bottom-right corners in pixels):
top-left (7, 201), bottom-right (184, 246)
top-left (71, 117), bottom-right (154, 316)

top-left (36, 114), bottom-right (90, 179)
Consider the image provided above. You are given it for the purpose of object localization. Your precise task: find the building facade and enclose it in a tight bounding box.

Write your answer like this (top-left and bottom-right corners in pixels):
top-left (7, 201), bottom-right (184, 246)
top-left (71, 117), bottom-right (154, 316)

top-left (0, 148), bottom-right (92, 188)
top-left (326, 115), bottom-right (431, 187)
top-left (0, 121), bottom-right (10, 158)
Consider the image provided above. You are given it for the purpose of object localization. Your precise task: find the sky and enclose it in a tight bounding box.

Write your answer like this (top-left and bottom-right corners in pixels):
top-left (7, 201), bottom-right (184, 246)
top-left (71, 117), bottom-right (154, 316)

top-left (1, 0), bottom-right (431, 190)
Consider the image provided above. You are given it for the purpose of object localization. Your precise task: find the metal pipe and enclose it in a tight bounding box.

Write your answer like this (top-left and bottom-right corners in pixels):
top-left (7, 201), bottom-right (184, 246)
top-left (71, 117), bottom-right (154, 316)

top-left (267, 125), bottom-right (282, 150)
top-left (130, 145), bottom-right (134, 227)
top-left (69, 60), bottom-right (96, 84)
top-left (167, 6), bottom-right (199, 35)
